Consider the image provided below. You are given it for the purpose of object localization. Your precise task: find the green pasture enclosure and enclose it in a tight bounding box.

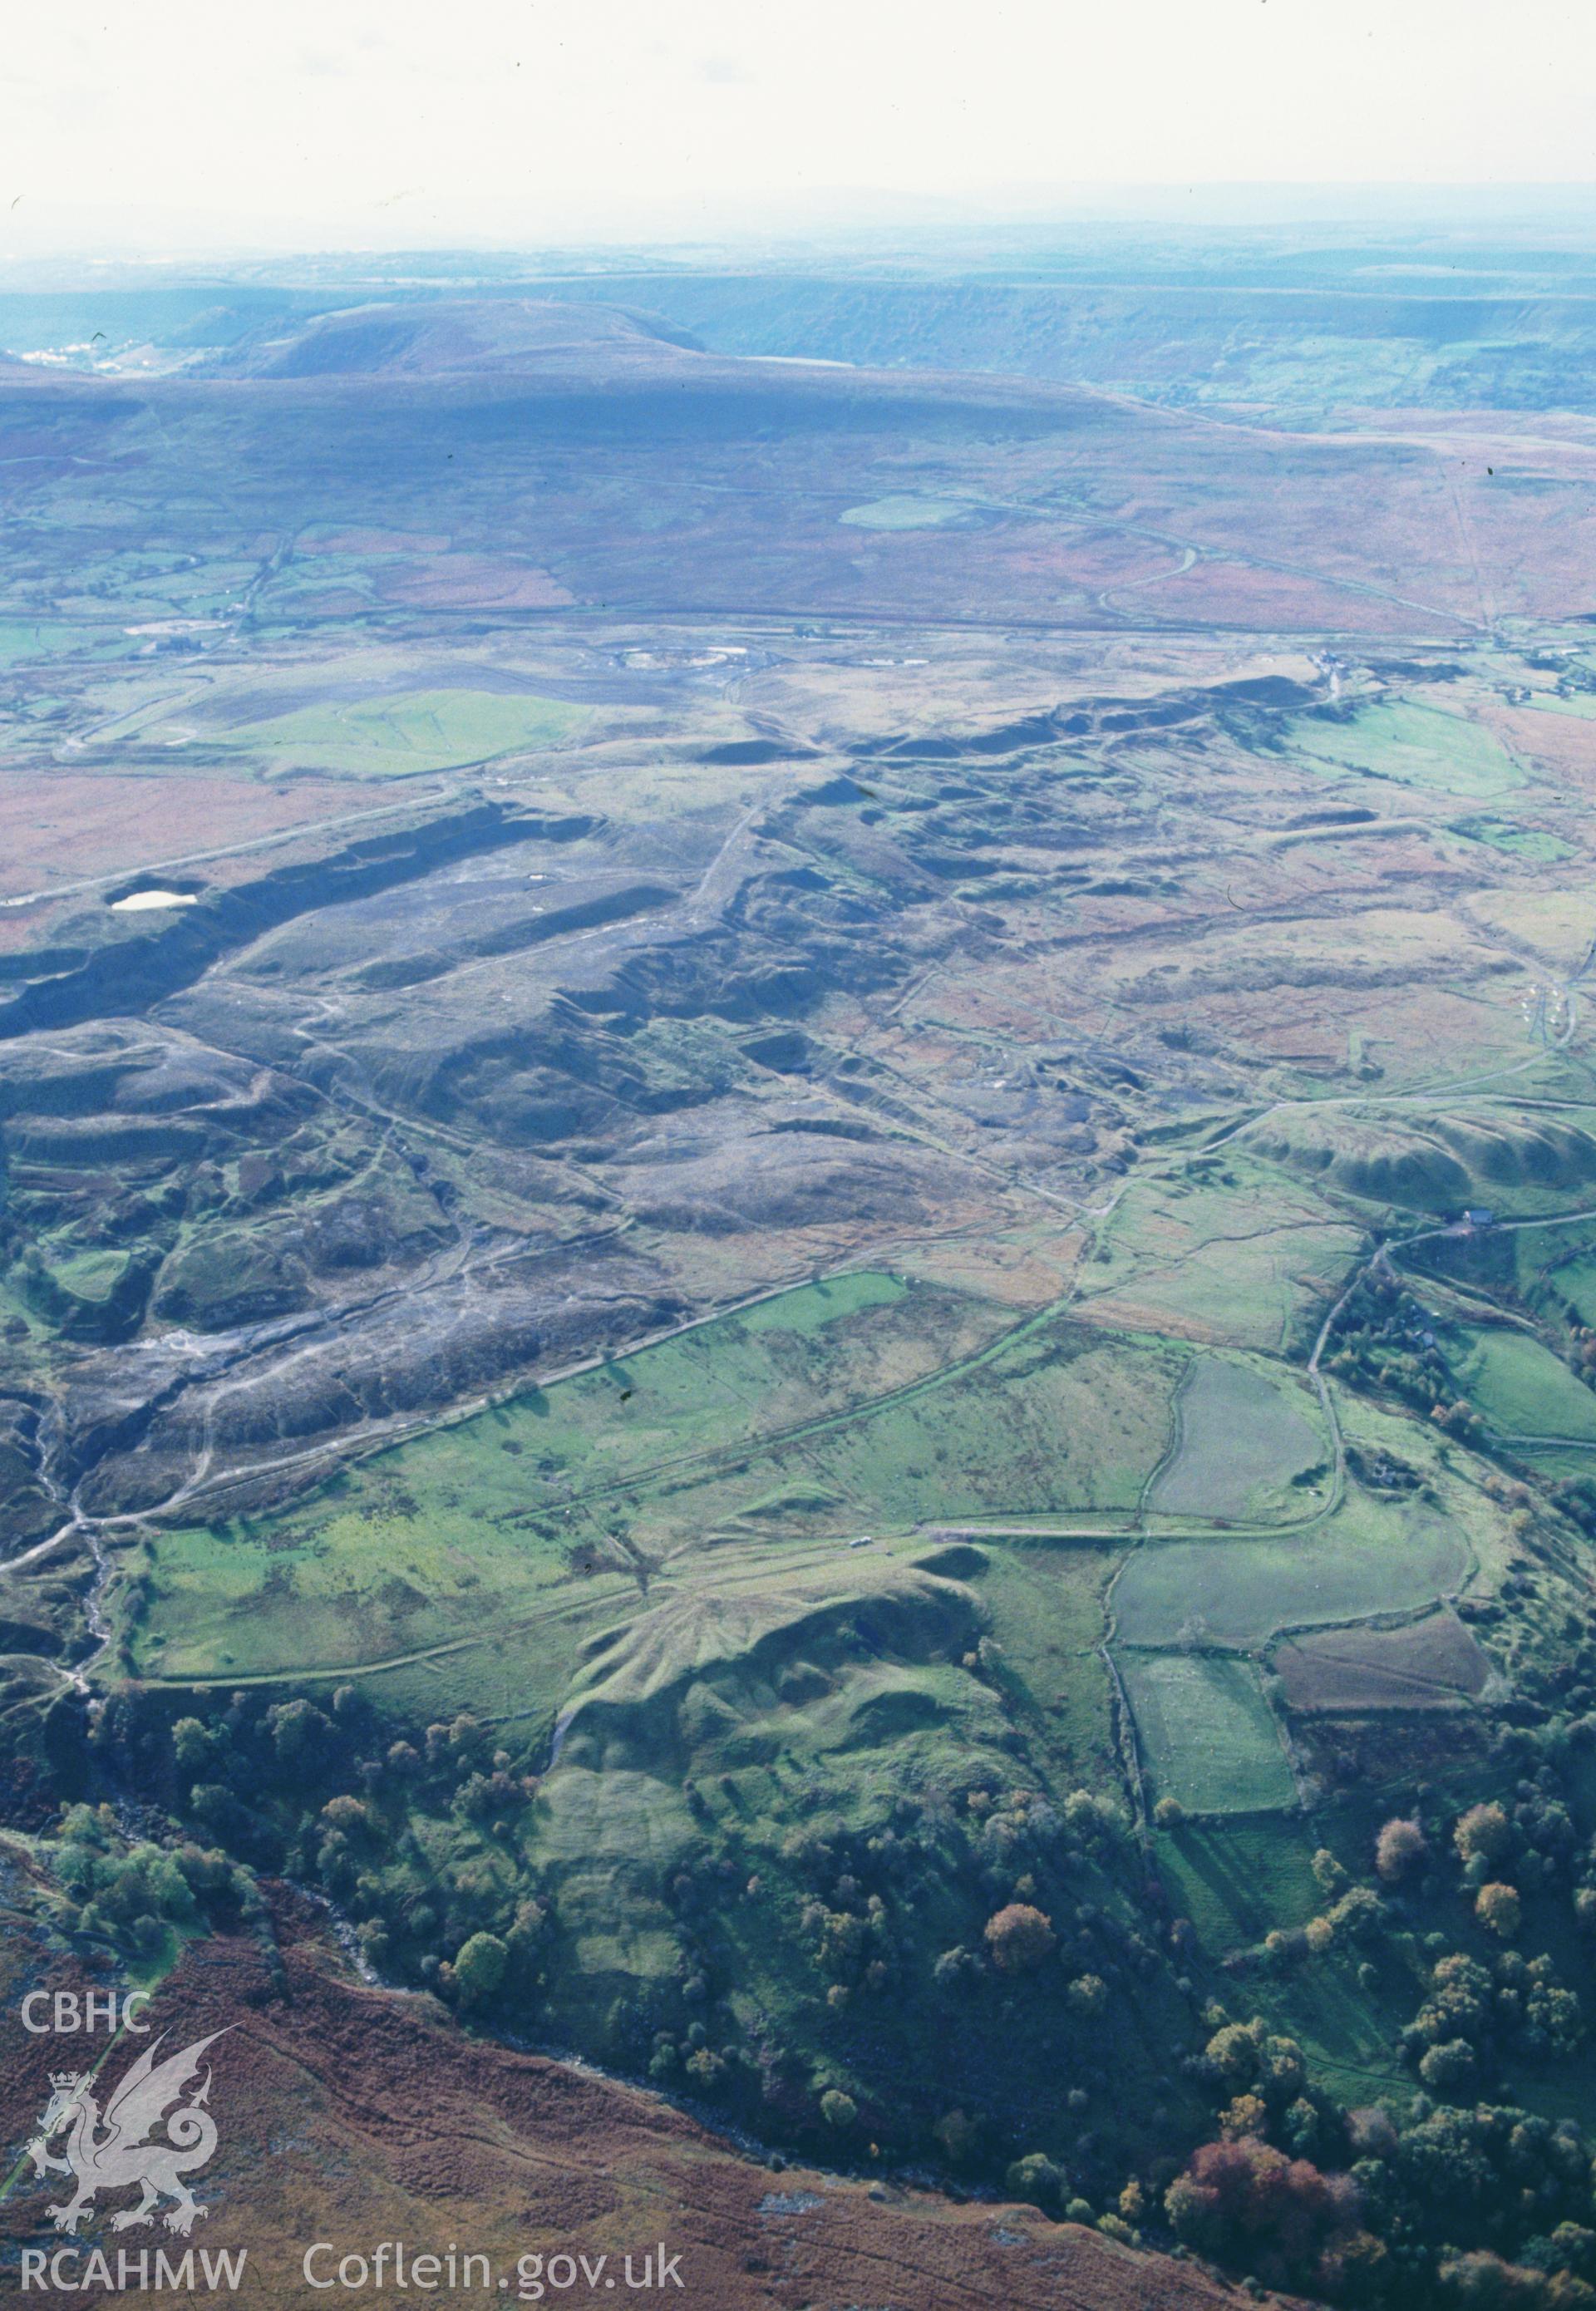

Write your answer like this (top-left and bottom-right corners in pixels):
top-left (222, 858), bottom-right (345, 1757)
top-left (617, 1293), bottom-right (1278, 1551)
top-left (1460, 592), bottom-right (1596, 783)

top-left (1288, 700), bottom-right (1525, 800)
top-left (839, 495), bottom-right (970, 530)
top-left (111, 684), bottom-right (590, 777)
top-left (225, 687), bottom-right (588, 775)
top-left (1156, 1816), bottom-right (1324, 1948)
top-left (1449, 1322), bottom-right (1596, 1441)
top-left (1148, 1353), bottom-right (1327, 1521)
top-left (1450, 815), bottom-right (1574, 864)
top-left (972, 1541), bottom-right (1121, 1786)
top-left (1112, 1494), bottom-right (1472, 1651)
top-left (1120, 1650), bottom-right (1297, 1814)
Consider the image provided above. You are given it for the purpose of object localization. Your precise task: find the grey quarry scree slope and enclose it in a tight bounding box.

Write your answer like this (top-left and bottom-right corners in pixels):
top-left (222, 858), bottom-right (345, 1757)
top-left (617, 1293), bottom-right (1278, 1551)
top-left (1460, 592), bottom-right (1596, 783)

top-left (5, 225), bottom-right (1596, 2309)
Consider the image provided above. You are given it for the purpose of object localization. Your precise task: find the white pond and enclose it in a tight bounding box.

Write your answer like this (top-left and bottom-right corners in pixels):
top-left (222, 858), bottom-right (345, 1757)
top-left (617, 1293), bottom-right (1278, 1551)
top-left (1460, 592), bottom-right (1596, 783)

top-left (109, 889), bottom-right (200, 913)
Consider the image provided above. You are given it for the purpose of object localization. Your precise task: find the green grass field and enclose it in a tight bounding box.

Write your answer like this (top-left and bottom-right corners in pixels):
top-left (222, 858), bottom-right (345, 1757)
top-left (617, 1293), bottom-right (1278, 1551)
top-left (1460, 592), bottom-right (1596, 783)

top-left (1148, 1354), bottom-right (1326, 1520)
top-left (973, 1541), bottom-right (1121, 1786)
top-left (1480, 1217), bottom-right (1596, 1328)
top-left (125, 1273), bottom-right (1180, 1694)
top-left (0, 619), bottom-right (143, 666)
top-left (110, 684), bottom-right (590, 777)
top-left (495, 1298), bottom-right (1178, 1552)
top-left (1451, 1323), bottom-right (1596, 1441)
top-left (699, 1323), bottom-right (1175, 1531)
top-left (1288, 700), bottom-right (1524, 800)
top-left (839, 495), bottom-right (970, 530)
top-left (1157, 1816), bottom-right (1323, 1948)
top-left (128, 1271), bottom-right (932, 1677)
top-left (226, 687), bottom-right (589, 776)
top-left (1544, 1251), bottom-right (1596, 1328)
top-left (1075, 1156), bottom-right (1364, 1352)
top-left (1113, 1491), bottom-right (1472, 1650)
top-left (1451, 815), bottom-right (1574, 864)
top-left (1121, 1650), bottom-right (1297, 1813)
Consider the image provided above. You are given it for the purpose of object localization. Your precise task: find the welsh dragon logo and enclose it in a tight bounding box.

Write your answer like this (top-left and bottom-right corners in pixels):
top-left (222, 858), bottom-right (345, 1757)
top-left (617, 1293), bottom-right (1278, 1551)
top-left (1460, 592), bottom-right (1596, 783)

top-left (25, 2032), bottom-right (226, 2237)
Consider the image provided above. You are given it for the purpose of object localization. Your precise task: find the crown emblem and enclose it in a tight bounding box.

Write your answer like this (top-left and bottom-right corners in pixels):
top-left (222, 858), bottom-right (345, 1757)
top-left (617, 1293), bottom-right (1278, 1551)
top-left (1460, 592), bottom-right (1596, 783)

top-left (48, 2072), bottom-right (87, 2091)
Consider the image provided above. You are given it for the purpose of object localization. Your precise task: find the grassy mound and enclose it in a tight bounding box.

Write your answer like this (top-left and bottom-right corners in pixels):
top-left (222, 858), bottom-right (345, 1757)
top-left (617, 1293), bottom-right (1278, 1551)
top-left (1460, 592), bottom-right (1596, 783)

top-left (1256, 1102), bottom-right (1596, 1215)
top-left (553, 1555), bottom-right (983, 1776)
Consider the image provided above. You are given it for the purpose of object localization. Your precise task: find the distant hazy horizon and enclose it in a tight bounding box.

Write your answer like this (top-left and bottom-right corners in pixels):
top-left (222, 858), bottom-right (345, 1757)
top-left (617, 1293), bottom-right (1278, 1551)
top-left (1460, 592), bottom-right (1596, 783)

top-left (10, 185), bottom-right (1596, 288)
top-left (6, 0), bottom-right (1596, 261)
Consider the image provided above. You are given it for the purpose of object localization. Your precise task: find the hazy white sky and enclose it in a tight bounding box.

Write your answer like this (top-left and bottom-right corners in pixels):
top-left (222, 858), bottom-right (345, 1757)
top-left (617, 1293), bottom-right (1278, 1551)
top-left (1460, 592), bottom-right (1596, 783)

top-left (4, 0), bottom-right (1594, 254)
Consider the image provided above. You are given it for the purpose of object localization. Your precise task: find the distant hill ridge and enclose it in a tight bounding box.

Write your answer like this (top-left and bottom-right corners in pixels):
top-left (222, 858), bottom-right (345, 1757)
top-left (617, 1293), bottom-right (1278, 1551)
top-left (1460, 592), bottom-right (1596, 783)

top-left (205, 295), bottom-right (707, 380)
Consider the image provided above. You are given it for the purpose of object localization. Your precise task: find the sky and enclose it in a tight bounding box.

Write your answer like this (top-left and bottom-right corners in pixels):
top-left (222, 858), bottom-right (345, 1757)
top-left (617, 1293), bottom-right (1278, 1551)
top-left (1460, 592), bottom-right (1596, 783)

top-left (4, 0), bottom-right (1595, 256)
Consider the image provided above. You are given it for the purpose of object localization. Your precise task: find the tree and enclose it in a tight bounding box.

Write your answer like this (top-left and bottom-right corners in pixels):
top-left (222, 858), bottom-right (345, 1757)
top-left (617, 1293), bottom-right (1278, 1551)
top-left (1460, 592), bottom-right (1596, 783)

top-left (1412, 1953), bottom-right (1493, 2050)
top-left (983, 1902), bottom-right (1056, 1973)
top-left (1067, 1972), bottom-right (1108, 2018)
top-left (452, 1929), bottom-right (509, 2009)
top-left (265, 1698), bottom-right (337, 1776)
top-left (1525, 1973), bottom-right (1584, 2057)
top-left (820, 2088), bottom-right (857, 2131)
top-left (1220, 2092), bottom-right (1270, 2141)
top-left (1476, 1882), bottom-right (1523, 1941)
top-left (1376, 1816), bottom-right (1429, 1884)
top-left (1205, 2021), bottom-right (1262, 2087)
top-left (1165, 2136), bottom-right (1350, 2273)
top-left (1312, 1848), bottom-right (1350, 1897)
top-left (933, 1944), bottom-right (982, 1993)
top-left (1438, 2249), bottom-right (1590, 2307)
top-left (1258, 2033), bottom-right (1307, 2102)
top-left (1347, 2106), bottom-right (1400, 2159)
top-left (172, 1717), bottom-right (212, 1775)
top-left (1007, 2153), bottom-right (1065, 2209)
top-left (933, 2109), bottom-right (982, 2166)
top-left (1063, 1789), bottom-right (1118, 1844)
top-left (1419, 2038), bottom-right (1480, 2095)
top-left (1325, 1885), bottom-right (1387, 1944)
top-left (1456, 1804), bottom-right (1513, 1868)
top-left (1154, 1796), bottom-right (1185, 1828)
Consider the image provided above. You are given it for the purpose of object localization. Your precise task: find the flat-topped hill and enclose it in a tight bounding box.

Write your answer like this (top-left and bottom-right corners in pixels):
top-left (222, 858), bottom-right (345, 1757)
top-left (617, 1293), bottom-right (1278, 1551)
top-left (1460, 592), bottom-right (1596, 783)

top-left (208, 295), bottom-right (706, 380)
